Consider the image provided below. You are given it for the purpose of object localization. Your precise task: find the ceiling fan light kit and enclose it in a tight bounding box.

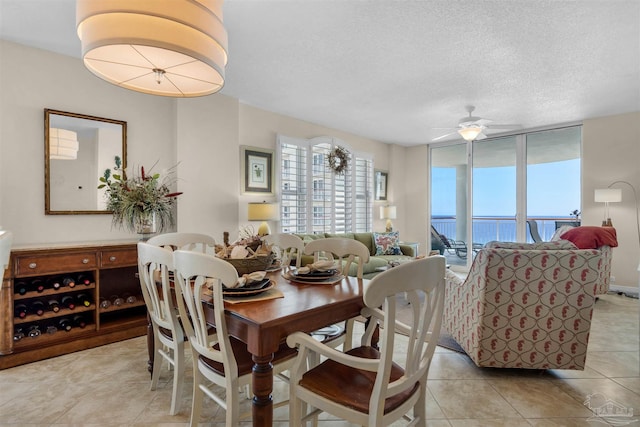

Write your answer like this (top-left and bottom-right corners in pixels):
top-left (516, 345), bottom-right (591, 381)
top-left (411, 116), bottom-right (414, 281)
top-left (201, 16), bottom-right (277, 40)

top-left (432, 105), bottom-right (520, 142)
top-left (458, 126), bottom-right (483, 141)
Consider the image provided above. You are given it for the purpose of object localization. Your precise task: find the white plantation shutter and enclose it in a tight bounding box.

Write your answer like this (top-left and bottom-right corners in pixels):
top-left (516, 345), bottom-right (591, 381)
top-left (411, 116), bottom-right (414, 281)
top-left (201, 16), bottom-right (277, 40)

top-left (278, 135), bottom-right (373, 233)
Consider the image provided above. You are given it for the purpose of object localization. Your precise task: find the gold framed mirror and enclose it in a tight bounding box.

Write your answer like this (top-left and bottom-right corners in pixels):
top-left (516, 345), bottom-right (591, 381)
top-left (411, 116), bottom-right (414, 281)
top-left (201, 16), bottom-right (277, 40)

top-left (45, 109), bottom-right (127, 215)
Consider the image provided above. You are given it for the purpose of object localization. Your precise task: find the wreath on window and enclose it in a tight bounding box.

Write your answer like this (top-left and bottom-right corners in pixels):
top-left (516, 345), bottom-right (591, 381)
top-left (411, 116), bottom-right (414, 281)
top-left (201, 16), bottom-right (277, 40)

top-left (327, 146), bottom-right (350, 175)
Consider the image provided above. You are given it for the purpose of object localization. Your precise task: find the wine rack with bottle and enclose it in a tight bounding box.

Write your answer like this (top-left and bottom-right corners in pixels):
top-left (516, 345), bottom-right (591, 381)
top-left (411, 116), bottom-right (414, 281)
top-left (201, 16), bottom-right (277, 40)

top-left (0, 242), bottom-right (146, 369)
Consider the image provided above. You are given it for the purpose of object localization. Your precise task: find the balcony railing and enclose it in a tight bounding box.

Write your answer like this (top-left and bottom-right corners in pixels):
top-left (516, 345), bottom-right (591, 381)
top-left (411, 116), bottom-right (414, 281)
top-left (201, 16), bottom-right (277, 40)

top-left (432, 216), bottom-right (581, 244)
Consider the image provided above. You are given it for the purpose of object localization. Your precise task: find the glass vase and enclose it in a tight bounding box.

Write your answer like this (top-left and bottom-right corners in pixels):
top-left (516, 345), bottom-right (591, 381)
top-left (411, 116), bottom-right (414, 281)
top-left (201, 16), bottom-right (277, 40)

top-left (135, 211), bottom-right (157, 241)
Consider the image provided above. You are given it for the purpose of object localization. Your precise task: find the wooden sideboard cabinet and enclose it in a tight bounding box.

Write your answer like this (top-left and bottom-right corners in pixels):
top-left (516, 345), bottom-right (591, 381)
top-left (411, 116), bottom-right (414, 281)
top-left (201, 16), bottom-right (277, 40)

top-left (0, 241), bottom-right (147, 370)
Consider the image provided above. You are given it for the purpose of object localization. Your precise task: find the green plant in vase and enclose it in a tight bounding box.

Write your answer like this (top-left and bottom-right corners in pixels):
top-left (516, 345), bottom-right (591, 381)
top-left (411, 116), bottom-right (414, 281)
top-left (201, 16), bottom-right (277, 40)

top-left (98, 159), bottom-right (182, 238)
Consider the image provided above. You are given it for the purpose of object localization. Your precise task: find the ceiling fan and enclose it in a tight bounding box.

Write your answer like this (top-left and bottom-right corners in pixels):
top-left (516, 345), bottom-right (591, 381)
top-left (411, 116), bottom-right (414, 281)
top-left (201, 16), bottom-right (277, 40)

top-left (432, 105), bottom-right (521, 142)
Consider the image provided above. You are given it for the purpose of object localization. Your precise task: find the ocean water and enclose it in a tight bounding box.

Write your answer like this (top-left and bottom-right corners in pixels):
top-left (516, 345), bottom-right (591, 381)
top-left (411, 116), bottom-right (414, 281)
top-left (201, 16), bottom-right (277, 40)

top-left (432, 217), bottom-right (578, 244)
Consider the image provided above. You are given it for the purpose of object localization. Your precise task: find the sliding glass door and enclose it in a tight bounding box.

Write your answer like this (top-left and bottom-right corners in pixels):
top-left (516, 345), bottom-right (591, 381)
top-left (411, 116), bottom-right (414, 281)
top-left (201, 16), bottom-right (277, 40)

top-left (429, 125), bottom-right (581, 270)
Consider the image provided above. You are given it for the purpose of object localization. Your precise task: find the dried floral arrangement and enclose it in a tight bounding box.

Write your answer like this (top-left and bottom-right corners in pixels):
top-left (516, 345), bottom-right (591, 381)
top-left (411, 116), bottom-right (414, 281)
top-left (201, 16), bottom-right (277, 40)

top-left (98, 158), bottom-right (182, 234)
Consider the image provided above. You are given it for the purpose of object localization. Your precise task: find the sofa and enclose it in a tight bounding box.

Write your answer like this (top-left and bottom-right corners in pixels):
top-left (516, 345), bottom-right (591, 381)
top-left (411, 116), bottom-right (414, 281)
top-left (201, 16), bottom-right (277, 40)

top-left (293, 232), bottom-right (416, 279)
top-left (443, 240), bottom-right (613, 370)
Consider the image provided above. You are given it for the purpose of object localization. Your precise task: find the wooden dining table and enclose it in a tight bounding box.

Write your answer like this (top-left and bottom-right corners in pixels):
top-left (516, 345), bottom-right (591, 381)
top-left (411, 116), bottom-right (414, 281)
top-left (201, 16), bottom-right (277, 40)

top-left (149, 269), bottom-right (368, 427)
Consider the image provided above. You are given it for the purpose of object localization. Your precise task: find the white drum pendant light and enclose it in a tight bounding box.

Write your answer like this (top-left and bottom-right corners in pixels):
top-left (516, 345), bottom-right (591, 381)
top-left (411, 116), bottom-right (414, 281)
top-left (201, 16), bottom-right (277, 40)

top-left (76, 0), bottom-right (228, 97)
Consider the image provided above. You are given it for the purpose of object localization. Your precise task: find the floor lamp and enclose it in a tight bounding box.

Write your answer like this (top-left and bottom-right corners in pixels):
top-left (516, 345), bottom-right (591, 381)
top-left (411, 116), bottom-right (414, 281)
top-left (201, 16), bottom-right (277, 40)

top-left (594, 188), bottom-right (622, 227)
top-left (596, 181), bottom-right (640, 299)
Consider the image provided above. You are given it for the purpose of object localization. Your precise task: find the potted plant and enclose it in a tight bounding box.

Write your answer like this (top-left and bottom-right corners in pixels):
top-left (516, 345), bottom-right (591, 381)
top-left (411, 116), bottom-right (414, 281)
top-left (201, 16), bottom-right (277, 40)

top-left (98, 158), bottom-right (181, 238)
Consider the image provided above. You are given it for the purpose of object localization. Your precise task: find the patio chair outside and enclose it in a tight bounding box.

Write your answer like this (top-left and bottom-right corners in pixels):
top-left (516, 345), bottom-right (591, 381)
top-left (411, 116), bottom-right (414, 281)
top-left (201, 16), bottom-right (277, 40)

top-left (527, 220), bottom-right (543, 243)
top-left (431, 225), bottom-right (470, 258)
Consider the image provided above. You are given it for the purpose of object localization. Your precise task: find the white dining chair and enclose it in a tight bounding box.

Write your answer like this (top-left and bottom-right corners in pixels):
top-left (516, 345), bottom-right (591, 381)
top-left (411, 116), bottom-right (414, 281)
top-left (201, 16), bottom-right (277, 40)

top-left (262, 233), bottom-right (304, 271)
top-left (303, 237), bottom-right (370, 351)
top-left (0, 230), bottom-right (12, 272)
top-left (172, 250), bottom-right (296, 426)
top-left (147, 232), bottom-right (217, 254)
top-left (287, 255), bottom-right (446, 427)
top-left (137, 241), bottom-right (185, 415)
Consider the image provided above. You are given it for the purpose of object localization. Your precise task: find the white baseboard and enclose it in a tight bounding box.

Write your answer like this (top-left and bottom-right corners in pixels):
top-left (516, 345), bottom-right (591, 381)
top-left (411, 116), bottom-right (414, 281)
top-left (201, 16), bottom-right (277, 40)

top-left (609, 284), bottom-right (639, 298)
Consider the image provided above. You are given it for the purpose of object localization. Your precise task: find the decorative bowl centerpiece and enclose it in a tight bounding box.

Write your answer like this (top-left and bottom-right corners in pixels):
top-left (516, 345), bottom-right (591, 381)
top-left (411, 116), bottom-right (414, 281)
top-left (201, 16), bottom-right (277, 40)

top-left (216, 226), bottom-right (274, 275)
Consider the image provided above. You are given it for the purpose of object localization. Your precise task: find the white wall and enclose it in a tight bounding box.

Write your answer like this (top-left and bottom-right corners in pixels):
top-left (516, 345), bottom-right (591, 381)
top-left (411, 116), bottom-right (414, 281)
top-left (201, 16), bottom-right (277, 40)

top-left (0, 41), bottom-right (175, 244)
top-left (175, 95), bottom-right (240, 240)
top-left (582, 112), bottom-right (640, 287)
top-left (0, 41), bottom-right (395, 247)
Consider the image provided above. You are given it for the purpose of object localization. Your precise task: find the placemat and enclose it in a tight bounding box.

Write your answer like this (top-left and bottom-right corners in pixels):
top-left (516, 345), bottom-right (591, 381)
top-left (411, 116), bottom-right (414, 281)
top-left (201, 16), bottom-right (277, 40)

top-left (223, 287), bottom-right (284, 304)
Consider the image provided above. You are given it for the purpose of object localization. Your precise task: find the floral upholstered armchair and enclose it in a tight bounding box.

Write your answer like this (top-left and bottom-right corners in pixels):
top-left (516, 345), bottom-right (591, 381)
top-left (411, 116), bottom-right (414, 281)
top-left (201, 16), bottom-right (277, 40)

top-left (443, 239), bottom-right (613, 370)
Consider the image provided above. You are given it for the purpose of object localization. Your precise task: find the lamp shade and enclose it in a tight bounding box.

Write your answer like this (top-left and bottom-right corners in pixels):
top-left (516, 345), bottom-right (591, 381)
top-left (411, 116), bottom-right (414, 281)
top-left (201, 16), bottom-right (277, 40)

top-left (76, 0), bottom-right (228, 97)
top-left (49, 128), bottom-right (79, 160)
top-left (380, 205), bottom-right (397, 220)
top-left (595, 188), bottom-right (622, 203)
top-left (248, 202), bottom-right (280, 221)
top-left (248, 202), bottom-right (279, 236)
top-left (458, 126), bottom-right (483, 141)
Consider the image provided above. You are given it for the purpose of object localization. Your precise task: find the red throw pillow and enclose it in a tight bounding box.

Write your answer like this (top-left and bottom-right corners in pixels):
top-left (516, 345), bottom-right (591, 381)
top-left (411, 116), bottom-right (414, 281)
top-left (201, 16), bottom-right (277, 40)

top-left (560, 226), bottom-right (618, 249)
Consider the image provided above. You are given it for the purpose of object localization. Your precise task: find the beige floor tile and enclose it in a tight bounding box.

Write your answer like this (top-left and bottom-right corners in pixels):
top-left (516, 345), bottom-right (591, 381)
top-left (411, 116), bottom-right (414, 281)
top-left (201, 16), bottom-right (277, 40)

top-left (556, 377), bottom-right (640, 412)
top-left (612, 377), bottom-right (640, 394)
top-left (0, 293), bottom-right (637, 426)
top-left (487, 378), bottom-right (593, 418)
top-left (526, 418), bottom-right (594, 426)
top-left (428, 379), bottom-right (522, 419)
top-left (586, 351), bottom-right (640, 377)
top-left (448, 419), bottom-right (532, 427)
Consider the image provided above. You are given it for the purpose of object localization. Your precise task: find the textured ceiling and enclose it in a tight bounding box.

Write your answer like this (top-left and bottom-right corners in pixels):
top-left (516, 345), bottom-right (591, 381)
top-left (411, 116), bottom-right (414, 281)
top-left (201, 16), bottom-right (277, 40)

top-left (1, 0), bottom-right (639, 146)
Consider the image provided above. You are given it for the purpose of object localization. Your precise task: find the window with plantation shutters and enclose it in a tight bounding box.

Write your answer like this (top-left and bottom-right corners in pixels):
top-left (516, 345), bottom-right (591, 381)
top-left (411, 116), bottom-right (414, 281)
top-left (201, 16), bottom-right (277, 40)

top-left (278, 135), bottom-right (373, 234)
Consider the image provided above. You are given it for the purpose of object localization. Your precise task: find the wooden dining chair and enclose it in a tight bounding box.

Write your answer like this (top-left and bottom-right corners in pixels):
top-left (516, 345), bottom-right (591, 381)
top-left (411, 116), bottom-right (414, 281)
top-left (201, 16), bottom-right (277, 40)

top-left (147, 232), bottom-right (217, 254)
top-left (137, 241), bottom-right (185, 415)
top-left (303, 237), bottom-right (370, 351)
top-left (287, 255), bottom-right (446, 427)
top-left (172, 250), bottom-right (296, 427)
top-left (262, 233), bottom-right (304, 271)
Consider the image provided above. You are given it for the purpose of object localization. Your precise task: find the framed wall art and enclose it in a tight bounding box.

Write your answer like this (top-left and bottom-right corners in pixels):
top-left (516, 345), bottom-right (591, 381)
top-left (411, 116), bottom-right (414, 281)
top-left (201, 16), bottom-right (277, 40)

top-left (241, 146), bottom-right (275, 194)
top-left (374, 170), bottom-right (388, 201)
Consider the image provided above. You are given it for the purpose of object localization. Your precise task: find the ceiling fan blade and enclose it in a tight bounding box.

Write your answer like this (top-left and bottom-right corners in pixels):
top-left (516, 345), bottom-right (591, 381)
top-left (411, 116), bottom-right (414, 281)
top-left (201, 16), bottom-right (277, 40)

top-left (474, 132), bottom-right (487, 141)
top-left (432, 131), bottom-right (458, 141)
top-left (475, 118), bottom-right (493, 126)
top-left (485, 124), bottom-right (521, 130)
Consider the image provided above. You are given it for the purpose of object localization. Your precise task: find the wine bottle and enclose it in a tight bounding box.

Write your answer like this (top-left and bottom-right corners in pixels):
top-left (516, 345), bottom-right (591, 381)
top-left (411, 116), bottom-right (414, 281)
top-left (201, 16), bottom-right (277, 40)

top-left (111, 295), bottom-right (124, 306)
top-left (28, 325), bottom-right (41, 337)
top-left (62, 276), bottom-right (76, 289)
top-left (46, 325), bottom-right (58, 335)
top-left (47, 277), bottom-right (62, 291)
top-left (73, 314), bottom-right (87, 328)
top-left (76, 293), bottom-right (92, 307)
top-left (58, 318), bottom-right (72, 332)
top-left (14, 303), bottom-right (28, 319)
top-left (99, 297), bottom-right (111, 309)
top-left (48, 298), bottom-right (60, 313)
top-left (31, 278), bottom-right (45, 293)
top-left (31, 300), bottom-right (45, 316)
top-left (76, 273), bottom-right (93, 286)
top-left (123, 293), bottom-right (137, 304)
top-left (15, 280), bottom-right (29, 295)
top-left (61, 295), bottom-right (75, 310)
top-left (13, 327), bottom-right (24, 342)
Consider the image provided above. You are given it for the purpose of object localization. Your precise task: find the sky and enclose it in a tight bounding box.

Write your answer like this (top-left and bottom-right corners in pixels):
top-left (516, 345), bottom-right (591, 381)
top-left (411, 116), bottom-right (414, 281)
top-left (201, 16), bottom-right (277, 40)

top-left (432, 159), bottom-right (581, 218)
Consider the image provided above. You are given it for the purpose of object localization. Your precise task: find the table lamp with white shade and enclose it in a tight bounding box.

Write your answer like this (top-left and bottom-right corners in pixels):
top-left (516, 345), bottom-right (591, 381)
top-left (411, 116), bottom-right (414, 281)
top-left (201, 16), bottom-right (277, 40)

top-left (380, 205), bottom-right (397, 232)
top-left (248, 201), bottom-right (280, 236)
